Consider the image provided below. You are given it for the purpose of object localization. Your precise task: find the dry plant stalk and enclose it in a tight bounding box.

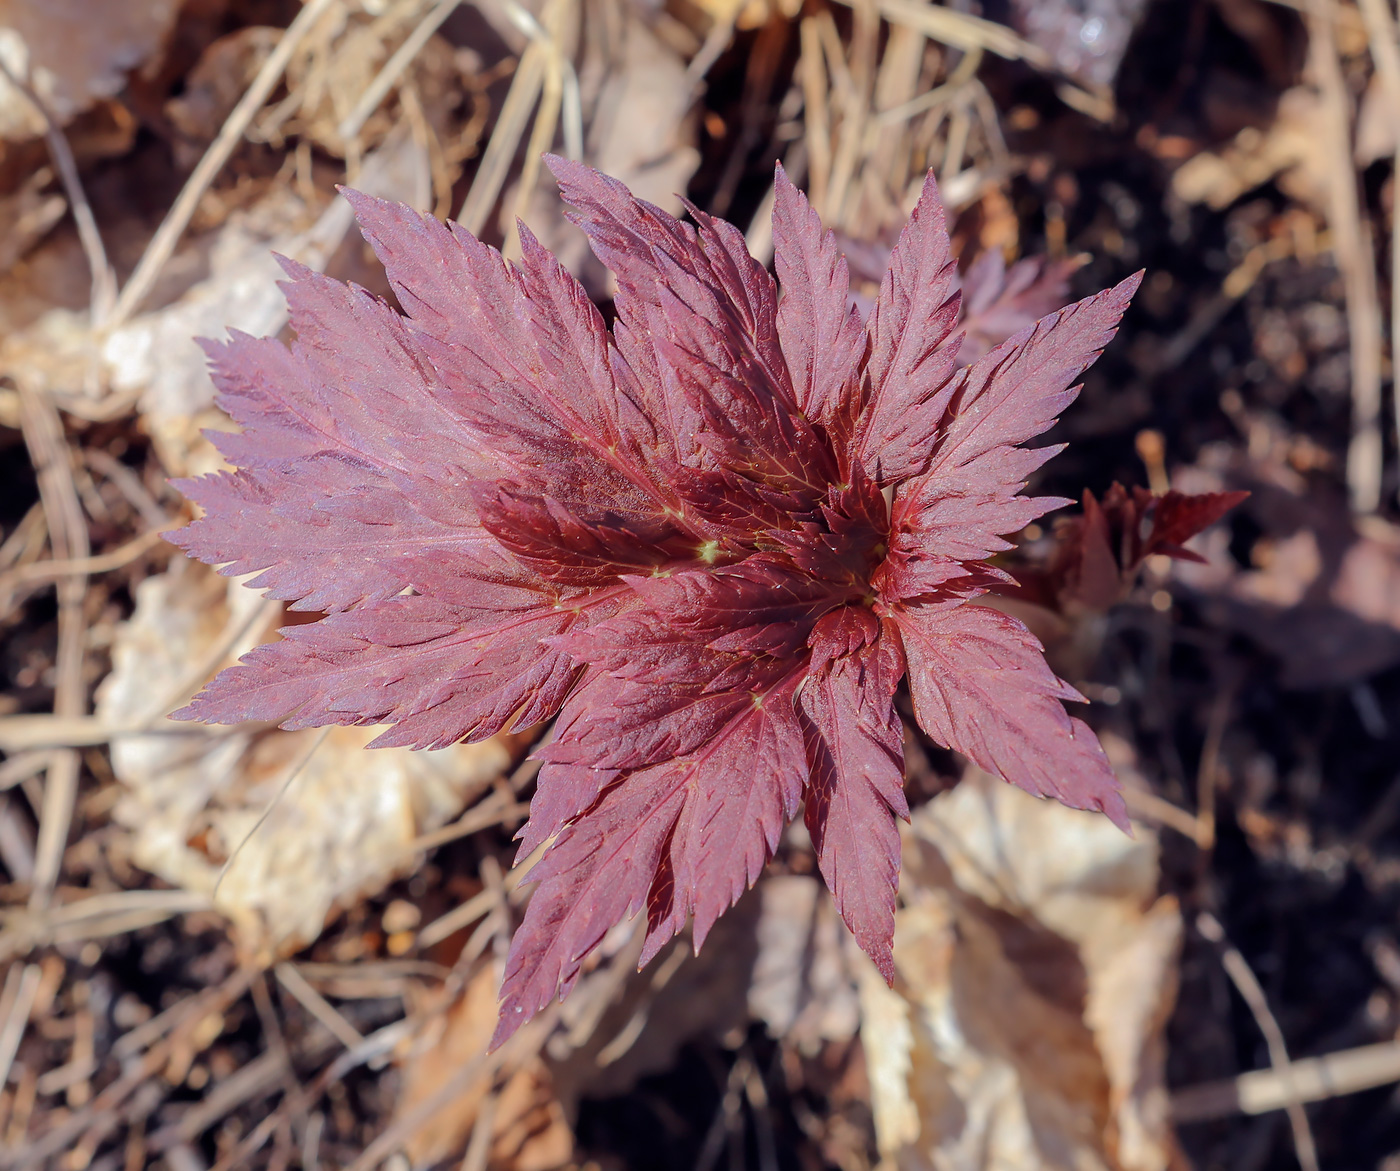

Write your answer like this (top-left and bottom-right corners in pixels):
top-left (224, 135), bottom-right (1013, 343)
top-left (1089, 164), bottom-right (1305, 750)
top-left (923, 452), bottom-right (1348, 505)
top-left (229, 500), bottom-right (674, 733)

top-left (1306, 0), bottom-right (1385, 512)
top-left (1354, 0), bottom-right (1400, 503)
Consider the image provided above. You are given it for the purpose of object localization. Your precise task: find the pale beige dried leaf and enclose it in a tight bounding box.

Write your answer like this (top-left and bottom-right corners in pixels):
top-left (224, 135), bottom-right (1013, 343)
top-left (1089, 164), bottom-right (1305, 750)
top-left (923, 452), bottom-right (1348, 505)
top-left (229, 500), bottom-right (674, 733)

top-left (1171, 87), bottom-right (1330, 214)
top-left (96, 557), bottom-right (515, 956)
top-left (859, 766), bottom-right (1182, 1171)
top-left (747, 875), bottom-right (861, 1052)
top-left (0, 0), bottom-right (182, 140)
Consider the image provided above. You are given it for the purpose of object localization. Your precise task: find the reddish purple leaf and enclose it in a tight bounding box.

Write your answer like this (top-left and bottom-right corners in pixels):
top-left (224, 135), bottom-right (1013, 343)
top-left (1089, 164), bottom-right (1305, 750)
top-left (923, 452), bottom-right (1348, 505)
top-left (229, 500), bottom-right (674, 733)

top-left (853, 172), bottom-right (962, 482)
top-left (772, 163), bottom-right (866, 428)
top-left (894, 601), bottom-right (1129, 830)
top-left (800, 607), bottom-right (907, 979)
top-left (170, 161), bottom-right (1141, 1050)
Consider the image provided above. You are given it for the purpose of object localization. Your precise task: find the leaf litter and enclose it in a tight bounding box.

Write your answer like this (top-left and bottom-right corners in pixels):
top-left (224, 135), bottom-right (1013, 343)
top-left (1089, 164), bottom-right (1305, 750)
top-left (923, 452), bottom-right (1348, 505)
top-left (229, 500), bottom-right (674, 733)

top-left (0, 1), bottom-right (1397, 1169)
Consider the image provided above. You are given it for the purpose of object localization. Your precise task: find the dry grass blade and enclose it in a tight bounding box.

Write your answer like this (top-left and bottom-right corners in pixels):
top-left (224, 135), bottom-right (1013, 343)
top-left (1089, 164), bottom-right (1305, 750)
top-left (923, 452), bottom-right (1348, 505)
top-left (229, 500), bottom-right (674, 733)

top-left (1121, 785), bottom-right (1207, 842)
top-left (499, 0), bottom-right (582, 159)
top-left (458, 35), bottom-right (548, 234)
top-left (111, 0), bottom-right (341, 325)
top-left (505, 0), bottom-right (573, 259)
top-left (1, 967), bottom-right (259, 1169)
top-left (828, 0), bottom-right (1052, 67)
top-left (824, 0), bottom-right (876, 224)
top-left (800, 16), bottom-right (833, 209)
top-left (458, 0), bottom-right (578, 239)
top-left (274, 963), bottom-right (364, 1050)
top-left (0, 890), bottom-right (214, 962)
top-left (338, 0), bottom-right (464, 144)
top-left (0, 752), bottom-right (51, 794)
top-left (0, 714), bottom-right (230, 753)
top-left (1307, 0), bottom-right (1386, 512)
top-left (18, 386), bottom-right (89, 912)
top-left (876, 44), bottom-right (982, 127)
top-left (0, 965), bottom-right (42, 1094)
top-left (0, 61), bottom-right (115, 325)
top-left (0, 528), bottom-right (165, 596)
top-left (1173, 1039), bottom-right (1400, 1121)
top-left (1198, 912), bottom-right (1320, 1171)
top-left (459, 1088), bottom-right (499, 1171)
top-left (1355, 0), bottom-right (1400, 503)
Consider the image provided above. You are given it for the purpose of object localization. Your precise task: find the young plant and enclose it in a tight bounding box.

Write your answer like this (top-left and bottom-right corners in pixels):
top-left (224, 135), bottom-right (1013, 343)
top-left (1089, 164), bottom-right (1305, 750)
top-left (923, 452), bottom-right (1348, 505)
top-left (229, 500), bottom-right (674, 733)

top-left (171, 159), bottom-right (1140, 1045)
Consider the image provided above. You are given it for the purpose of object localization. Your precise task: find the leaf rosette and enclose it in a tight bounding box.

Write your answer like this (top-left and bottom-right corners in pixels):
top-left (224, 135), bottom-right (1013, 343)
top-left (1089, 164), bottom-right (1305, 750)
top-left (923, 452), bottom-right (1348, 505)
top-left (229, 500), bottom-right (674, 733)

top-left (170, 159), bottom-right (1141, 1045)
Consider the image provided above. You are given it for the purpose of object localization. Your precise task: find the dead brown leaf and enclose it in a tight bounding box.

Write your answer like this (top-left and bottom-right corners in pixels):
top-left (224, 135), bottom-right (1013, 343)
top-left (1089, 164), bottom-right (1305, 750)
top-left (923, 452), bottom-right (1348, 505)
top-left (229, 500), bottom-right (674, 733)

top-left (859, 768), bottom-right (1182, 1171)
top-left (397, 965), bottom-right (574, 1170)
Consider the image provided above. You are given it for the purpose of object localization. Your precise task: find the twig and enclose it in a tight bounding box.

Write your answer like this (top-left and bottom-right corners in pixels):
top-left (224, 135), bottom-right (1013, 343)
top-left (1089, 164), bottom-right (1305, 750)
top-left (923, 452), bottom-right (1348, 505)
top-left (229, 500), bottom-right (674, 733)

top-left (504, 0), bottom-right (573, 259)
top-left (1120, 786), bottom-right (1206, 842)
top-left (873, 54), bottom-right (980, 127)
top-left (274, 963), bottom-right (364, 1050)
top-left (417, 837), bottom-right (542, 949)
top-left (0, 714), bottom-right (235, 753)
top-left (110, 0), bottom-right (341, 325)
top-left (457, 0), bottom-right (578, 238)
top-left (338, 0), bottom-right (464, 144)
top-left (459, 1087), bottom-right (498, 1171)
top-left (0, 965), bottom-right (42, 1095)
top-left (0, 62), bottom-right (115, 325)
top-left (1, 967), bottom-right (259, 1170)
top-left (80, 448), bottom-right (172, 530)
top-left (0, 528), bottom-right (166, 595)
top-left (799, 17), bottom-right (833, 210)
top-left (684, 9), bottom-right (739, 97)
top-left (19, 386), bottom-right (89, 912)
top-left (0, 890), bottom-right (213, 962)
top-left (457, 24), bottom-right (548, 234)
top-left (1174, 1038), bottom-right (1400, 1122)
top-left (0, 752), bottom-right (50, 794)
top-left (499, 0), bottom-right (581, 160)
top-left (1195, 687), bottom-right (1234, 853)
top-left (824, 0), bottom-right (876, 224)
top-left (1308, 0), bottom-right (1386, 512)
top-left (150, 1050), bottom-right (287, 1150)
top-left (1197, 912), bottom-right (1320, 1171)
top-left (0, 796), bottom-right (36, 882)
top-left (1355, 0), bottom-right (1400, 503)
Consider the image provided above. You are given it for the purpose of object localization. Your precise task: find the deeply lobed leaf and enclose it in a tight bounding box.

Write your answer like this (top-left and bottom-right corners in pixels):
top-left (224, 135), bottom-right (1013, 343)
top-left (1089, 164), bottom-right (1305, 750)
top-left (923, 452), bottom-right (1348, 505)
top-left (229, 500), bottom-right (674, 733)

top-left (171, 160), bottom-right (1183, 1048)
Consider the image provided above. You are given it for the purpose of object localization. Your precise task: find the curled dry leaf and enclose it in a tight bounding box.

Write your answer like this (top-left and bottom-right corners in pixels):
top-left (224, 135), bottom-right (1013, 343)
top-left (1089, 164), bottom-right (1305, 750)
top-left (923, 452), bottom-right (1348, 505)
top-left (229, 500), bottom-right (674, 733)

top-left (96, 556), bottom-right (516, 955)
top-left (1006, 0), bottom-right (1151, 87)
top-left (859, 766), bottom-right (1182, 1171)
top-left (747, 874), bottom-right (861, 1052)
top-left (1171, 87), bottom-right (1332, 215)
top-left (0, 0), bottom-right (182, 140)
